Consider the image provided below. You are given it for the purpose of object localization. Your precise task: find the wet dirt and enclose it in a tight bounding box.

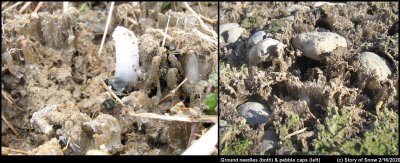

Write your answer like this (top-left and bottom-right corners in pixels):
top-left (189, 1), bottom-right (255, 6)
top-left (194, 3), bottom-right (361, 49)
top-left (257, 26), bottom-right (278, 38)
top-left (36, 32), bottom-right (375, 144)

top-left (219, 2), bottom-right (398, 155)
top-left (1, 2), bottom-right (217, 155)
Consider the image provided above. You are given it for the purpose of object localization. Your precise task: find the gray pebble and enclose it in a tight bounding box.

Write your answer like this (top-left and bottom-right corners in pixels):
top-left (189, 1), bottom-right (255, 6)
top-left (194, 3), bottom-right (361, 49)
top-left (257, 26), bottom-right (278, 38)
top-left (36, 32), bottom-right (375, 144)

top-left (219, 23), bottom-right (240, 35)
top-left (219, 120), bottom-right (228, 127)
top-left (261, 127), bottom-right (279, 154)
top-left (248, 31), bottom-right (267, 48)
top-left (292, 32), bottom-right (347, 61)
top-left (248, 38), bottom-right (284, 67)
top-left (288, 4), bottom-right (310, 13)
top-left (359, 52), bottom-right (392, 81)
top-left (222, 26), bottom-right (245, 43)
top-left (237, 102), bottom-right (271, 125)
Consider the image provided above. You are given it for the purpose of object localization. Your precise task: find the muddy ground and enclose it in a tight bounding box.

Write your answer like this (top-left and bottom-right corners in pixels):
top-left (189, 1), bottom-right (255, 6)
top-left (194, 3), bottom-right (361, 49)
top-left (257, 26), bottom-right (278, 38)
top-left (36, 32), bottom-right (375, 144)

top-left (219, 2), bottom-right (398, 155)
top-left (1, 2), bottom-right (217, 155)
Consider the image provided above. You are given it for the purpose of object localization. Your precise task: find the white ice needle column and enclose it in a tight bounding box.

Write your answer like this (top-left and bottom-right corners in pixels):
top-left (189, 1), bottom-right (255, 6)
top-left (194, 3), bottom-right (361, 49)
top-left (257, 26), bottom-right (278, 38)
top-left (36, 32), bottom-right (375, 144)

top-left (110, 26), bottom-right (140, 93)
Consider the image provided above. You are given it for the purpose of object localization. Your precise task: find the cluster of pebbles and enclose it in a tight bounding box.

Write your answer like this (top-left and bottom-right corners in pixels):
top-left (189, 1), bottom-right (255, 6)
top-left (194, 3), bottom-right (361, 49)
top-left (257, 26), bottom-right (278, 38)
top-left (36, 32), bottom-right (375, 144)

top-left (220, 17), bottom-right (394, 152)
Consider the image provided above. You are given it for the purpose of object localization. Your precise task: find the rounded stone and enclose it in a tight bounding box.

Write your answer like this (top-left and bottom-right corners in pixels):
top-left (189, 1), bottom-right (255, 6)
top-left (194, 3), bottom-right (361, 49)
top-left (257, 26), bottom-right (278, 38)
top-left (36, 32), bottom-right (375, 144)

top-left (219, 23), bottom-right (240, 35)
top-left (237, 102), bottom-right (271, 125)
top-left (222, 26), bottom-right (245, 43)
top-left (248, 38), bottom-right (283, 66)
top-left (248, 31), bottom-right (267, 48)
top-left (292, 32), bottom-right (347, 61)
top-left (359, 52), bottom-right (392, 81)
top-left (261, 127), bottom-right (279, 154)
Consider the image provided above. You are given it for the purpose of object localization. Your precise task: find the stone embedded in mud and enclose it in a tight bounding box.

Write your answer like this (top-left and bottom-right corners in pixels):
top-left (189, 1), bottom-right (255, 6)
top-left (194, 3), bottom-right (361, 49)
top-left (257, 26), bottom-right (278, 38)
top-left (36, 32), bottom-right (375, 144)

top-left (222, 26), bottom-right (245, 44)
top-left (313, 2), bottom-right (346, 8)
top-left (359, 52), bottom-right (392, 81)
top-left (219, 23), bottom-right (240, 35)
top-left (31, 138), bottom-right (63, 155)
top-left (248, 38), bottom-right (285, 67)
top-left (288, 4), bottom-right (310, 13)
top-left (237, 102), bottom-right (271, 125)
top-left (292, 32), bottom-right (347, 61)
top-left (247, 31), bottom-right (267, 48)
top-left (261, 127), bottom-right (279, 154)
top-left (82, 114), bottom-right (122, 154)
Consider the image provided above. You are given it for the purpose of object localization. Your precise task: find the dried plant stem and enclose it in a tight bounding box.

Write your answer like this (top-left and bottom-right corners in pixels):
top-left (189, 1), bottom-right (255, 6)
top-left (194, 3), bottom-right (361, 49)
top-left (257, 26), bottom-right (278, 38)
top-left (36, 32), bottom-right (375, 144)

top-left (32, 2), bottom-right (43, 13)
top-left (2, 89), bottom-right (15, 105)
top-left (98, 1), bottom-right (115, 56)
top-left (2, 147), bottom-right (30, 155)
top-left (159, 78), bottom-right (188, 103)
top-left (99, 79), bottom-right (125, 106)
top-left (2, 2), bottom-right (9, 9)
top-left (182, 124), bottom-right (218, 155)
top-left (129, 112), bottom-right (217, 123)
top-left (2, 2), bottom-right (23, 14)
top-left (18, 2), bottom-right (32, 14)
top-left (2, 115), bottom-right (20, 138)
top-left (199, 14), bottom-right (217, 24)
top-left (283, 127), bottom-right (307, 139)
top-left (161, 13), bottom-right (171, 48)
top-left (183, 2), bottom-right (217, 39)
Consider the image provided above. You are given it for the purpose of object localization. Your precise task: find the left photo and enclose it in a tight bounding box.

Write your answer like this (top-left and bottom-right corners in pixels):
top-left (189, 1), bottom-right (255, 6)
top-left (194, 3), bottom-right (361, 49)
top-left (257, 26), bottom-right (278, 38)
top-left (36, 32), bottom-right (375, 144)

top-left (1, 2), bottom-right (218, 155)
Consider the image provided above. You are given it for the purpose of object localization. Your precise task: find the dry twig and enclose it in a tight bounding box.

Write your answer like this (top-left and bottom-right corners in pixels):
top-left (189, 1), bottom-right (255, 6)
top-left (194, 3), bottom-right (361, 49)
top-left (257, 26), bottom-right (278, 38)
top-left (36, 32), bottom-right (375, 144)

top-left (2, 2), bottom-right (23, 14)
top-left (161, 13), bottom-right (171, 48)
top-left (2, 147), bottom-right (30, 155)
top-left (129, 112), bottom-right (217, 123)
top-left (98, 1), bottom-right (115, 56)
top-left (182, 2), bottom-right (217, 39)
top-left (159, 78), bottom-right (188, 103)
top-left (99, 79), bottom-right (125, 106)
top-left (32, 2), bottom-right (43, 13)
top-left (2, 115), bottom-right (20, 138)
top-left (182, 124), bottom-right (218, 155)
top-left (283, 127), bottom-right (307, 139)
top-left (18, 2), bottom-right (32, 14)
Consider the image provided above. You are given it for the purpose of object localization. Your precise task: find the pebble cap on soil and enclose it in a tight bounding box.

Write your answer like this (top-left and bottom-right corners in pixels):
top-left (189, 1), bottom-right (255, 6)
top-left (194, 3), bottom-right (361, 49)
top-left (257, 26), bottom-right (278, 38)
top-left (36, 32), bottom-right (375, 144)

top-left (292, 32), bottom-right (347, 61)
top-left (237, 102), bottom-right (271, 125)
top-left (359, 52), bottom-right (392, 81)
top-left (219, 23), bottom-right (240, 35)
top-left (248, 38), bottom-right (284, 66)
top-left (247, 31), bottom-right (267, 48)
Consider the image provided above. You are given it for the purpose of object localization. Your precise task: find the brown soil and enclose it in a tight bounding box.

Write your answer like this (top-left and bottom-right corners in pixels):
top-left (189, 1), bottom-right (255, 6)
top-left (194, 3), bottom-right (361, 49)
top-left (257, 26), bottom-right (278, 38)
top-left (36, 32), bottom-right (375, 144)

top-left (1, 2), bottom-right (217, 155)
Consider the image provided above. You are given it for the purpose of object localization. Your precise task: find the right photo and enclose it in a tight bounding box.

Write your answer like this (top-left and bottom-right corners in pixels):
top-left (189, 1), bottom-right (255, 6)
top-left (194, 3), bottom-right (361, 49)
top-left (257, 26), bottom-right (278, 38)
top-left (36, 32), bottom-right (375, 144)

top-left (219, 2), bottom-right (398, 155)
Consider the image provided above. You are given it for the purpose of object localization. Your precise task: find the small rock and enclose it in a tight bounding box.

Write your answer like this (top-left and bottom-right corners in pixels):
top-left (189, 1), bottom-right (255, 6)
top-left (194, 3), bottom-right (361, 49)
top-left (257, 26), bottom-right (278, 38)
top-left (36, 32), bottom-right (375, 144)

top-left (248, 31), bottom-right (267, 48)
top-left (285, 16), bottom-right (295, 21)
top-left (237, 102), bottom-right (271, 125)
top-left (313, 2), bottom-right (346, 8)
top-left (359, 52), bottom-right (392, 81)
top-left (31, 138), bottom-right (63, 155)
top-left (222, 26), bottom-right (245, 43)
top-left (261, 127), bottom-right (279, 154)
top-left (288, 4), bottom-right (310, 13)
top-left (82, 114), bottom-right (122, 154)
top-left (220, 120), bottom-right (228, 127)
top-left (248, 38), bottom-right (285, 67)
top-left (292, 32), bottom-right (347, 61)
top-left (219, 23), bottom-right (240, 34)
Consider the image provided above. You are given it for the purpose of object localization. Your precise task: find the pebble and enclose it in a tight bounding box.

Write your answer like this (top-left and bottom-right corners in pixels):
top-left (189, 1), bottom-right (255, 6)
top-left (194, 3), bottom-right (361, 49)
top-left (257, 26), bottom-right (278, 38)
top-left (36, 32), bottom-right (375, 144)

top-left (288, 4), bottom-right (310, 13)
top-left (219, 23), bottom-right (240, 35)
top-left (292, 32), bottom-right (347, 61)
top-left (223, 26), bottom-right (245, 43)
top-left (261, 127), bottom-right (279, 154)
top-left (359, 52), bottom-right (392, 81)
top-left (248, 38), bottom-right (284, 66)
top-left (237, 102), bottom-right (271, 125)
top-left (248, 31), bottom-right (267, 48)
top-left (313, 2), bottom-right (346, 8)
